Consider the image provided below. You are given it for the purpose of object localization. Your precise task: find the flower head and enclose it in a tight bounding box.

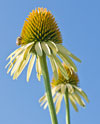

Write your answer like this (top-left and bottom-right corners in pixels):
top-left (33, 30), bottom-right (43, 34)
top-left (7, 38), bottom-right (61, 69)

top-left (39, 64), bottom-right (89, 113)
top-left (6, 8), bottom-right (81, 82)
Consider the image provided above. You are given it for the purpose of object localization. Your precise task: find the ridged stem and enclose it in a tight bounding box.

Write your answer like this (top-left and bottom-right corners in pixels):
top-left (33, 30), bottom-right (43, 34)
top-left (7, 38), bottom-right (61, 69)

top-left (39, 54), bottom-right (58, 124)
top-left (64, 89), bottom-right (70, 124)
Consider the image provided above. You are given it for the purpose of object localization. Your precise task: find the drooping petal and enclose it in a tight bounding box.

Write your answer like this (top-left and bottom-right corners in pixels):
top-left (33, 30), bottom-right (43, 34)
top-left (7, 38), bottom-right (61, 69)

top-left (69, 94), bottom-right (78, 112)
top-left (74, 86), bottom-right (89, 103)
top-left (41, 42), bottom-right (51, 56)
top-left (56, 44), bottom-right (81, 62)
top-left (7, 59), bottom-right (16, 74)
top-left (43, 102), bottom-right (48, 109)
top-left (56, 94), bottom-right (63, 114)
top-left (58, 51), bottom-right (77, 72)
top-left (11, 53), bottom-right (24, 76)
top-left (6, 47), bottom-right (23, 60)
top-left (52, 54), bottom-right (68, 80)
top-left (72, 93), bottom-right (85, 107)
top-left (53, 93), bottom-right (59, 103)
top-left (61, 84), bottom-right (66, 94)
top-left (13, 54), bottom-right (31, 80)
top-left (47, 41), bottom-right (58, 54)
top-left (36, 56), bottom-right (42, 81)
top-left (27, 54), bottom-right (36, 82)
top-left (49, 56), bottom-right (58, 80)
top-left (35, 42), bottom-right (43, 56)
top-left (39, 95), bottom-right (46, 103)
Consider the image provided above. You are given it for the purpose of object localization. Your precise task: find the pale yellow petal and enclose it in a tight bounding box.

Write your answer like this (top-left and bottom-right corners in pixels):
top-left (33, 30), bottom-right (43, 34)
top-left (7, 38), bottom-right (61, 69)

top-left (47, 41), bottom-right (58, 54)
top-left (7, 59), bottom-right (16, 74)
top-left (53, 94), bottom-right (59, 103)
top-left (73, 93), bottom-right (85, 107)
top-left (49, 56), bottom-right (58, 80)
top-left (41, 42), bottom-right (51, 56)
top-left (56, 95), bottom-right (63, 114)
top-left (43, 102), bottom-right (48, 109)
top-left (58, 51), bottom-right (77, 72)
top-left (36, 56), bottom-right (42, 81)
top-left (13, 54), bottom-right (31, 80)
top-left (61, 84), bottom-right (66, 94)
top-left (35, 42), bottom-right (43, 56)
top-left (56, 44), bottom-right (81, 63)
top-left (69, 94), bottom-right (78, 112)
top-left (74, 86), bottom-right (89, 103)
top-left (39, 95), bottom-right (46, 103)
top-left (11, 54), bottom-right (23, 76)
top-left (6, 47), bottom-right (23, 60)
top-left (27, 54), bottom-right (36, 82)
top-left (52, 54), bottom-right (68, 80)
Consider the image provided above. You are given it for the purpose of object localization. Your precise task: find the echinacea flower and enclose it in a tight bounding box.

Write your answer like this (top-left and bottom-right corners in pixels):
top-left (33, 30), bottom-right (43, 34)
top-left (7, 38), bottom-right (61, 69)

top-left (5, 8), bottom-right (81, 82)
top-left (39, 63), bottom-right (89, 113)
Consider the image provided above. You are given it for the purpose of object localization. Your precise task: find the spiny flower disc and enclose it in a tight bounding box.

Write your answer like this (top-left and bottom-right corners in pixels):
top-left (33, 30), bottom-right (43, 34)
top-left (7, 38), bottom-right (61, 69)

top-left (51, 63), bottom-right (79, 87)
top-left (20, 8), bottom-right (62, 45)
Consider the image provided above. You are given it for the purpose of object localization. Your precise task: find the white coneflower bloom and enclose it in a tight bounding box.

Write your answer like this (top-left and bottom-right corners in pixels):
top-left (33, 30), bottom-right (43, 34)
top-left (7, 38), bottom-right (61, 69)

top-left (5, 8), bottom-right (81, 82)
top-left (39, 64), bottom-right (89, 113)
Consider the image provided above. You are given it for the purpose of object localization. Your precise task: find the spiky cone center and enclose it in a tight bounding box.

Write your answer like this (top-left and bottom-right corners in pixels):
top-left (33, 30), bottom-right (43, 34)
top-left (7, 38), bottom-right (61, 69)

top-left (51, 63), bottom-right (79, 88)
top-left (39, 64), bottom-right (89, 113)
top-left (19, 8), bottom-right (62, 45)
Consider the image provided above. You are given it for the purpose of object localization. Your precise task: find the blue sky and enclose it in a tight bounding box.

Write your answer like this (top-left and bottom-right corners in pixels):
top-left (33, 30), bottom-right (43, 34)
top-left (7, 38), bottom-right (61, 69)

top-left (0, 0), bottom-right (100, 124)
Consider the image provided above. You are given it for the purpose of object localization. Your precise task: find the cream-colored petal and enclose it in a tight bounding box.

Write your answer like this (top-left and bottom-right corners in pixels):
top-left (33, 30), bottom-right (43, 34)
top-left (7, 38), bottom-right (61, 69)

top-left (47, 41), bottom-right (58, 54)
top-left (69, 94), bottom-right (78, 112)
top-left (58, 51), bottom-right (77, 72)
top-left (56, 94), bottom-right (63, 114)
top-left (7, 59), bottom-right (16, 74)
top-left (39, 95), bottom-right (46, 103)
top-left (56, 44), bottom-right (81, 63)
top-left (35, 42), bottom-right (43, 56)
top-left (55, 85), bottom-right (61, 92)
top-left (41, 42), bottom-right (51, 56)
top-left (43, 102), bottom-right (48, 109)
top-left (6, 47), bottom-right (23, 60)
top-left (36, 56), bottom-right (42, 81)
top-left (61, 84), bottom-right (66, 94)
top-left (73, 93), bottom-right (85, 107)
top-left (52, 54), bottom-right (68, 80)
top-left (11, 53), bottom-right (23, 76)
top-left (53, 94), bottom-right (59, 103)
top-left (40, 94), bottom-right (47, 107)
top-left (74, 86), bottom-right (89, 103)
top-left (27, 54), bottom-right (36, 82)
top-left (12, 44), bottom-right (32, 79)
top-left (49, 56), bottom-right (58, 80)
top-left (7, 42), bottom-right (34, 61)
top-left (66, 84), bottom-right (74, 94)
top-left (5, 49), bottom-right (24, 69)
top-left (13, 54), bottom-right (31, 80)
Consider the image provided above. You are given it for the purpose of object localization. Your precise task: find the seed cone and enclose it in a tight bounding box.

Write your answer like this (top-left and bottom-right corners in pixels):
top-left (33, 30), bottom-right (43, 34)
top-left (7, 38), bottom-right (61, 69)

top-left (21, 8), bottom-right (62, 45)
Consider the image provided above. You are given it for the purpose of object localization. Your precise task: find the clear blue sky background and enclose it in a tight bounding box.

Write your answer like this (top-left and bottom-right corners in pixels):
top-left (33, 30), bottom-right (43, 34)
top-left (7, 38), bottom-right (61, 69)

top-left (0, 0), bottom-right (99, 124)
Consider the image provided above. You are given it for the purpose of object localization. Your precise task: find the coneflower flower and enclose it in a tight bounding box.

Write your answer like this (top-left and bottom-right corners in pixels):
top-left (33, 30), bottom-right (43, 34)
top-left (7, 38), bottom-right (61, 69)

top-left (39, 63), bottom-right (89, 113)
top-left (5, 8), bottom-right (81, 82)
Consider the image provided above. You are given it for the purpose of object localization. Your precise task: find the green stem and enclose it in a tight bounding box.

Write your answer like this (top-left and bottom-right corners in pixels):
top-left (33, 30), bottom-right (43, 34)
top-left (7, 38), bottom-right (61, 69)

top-left (64, 89), bottom-right (70, 124)
top-left (39, 54), bottom-right (58, 124)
